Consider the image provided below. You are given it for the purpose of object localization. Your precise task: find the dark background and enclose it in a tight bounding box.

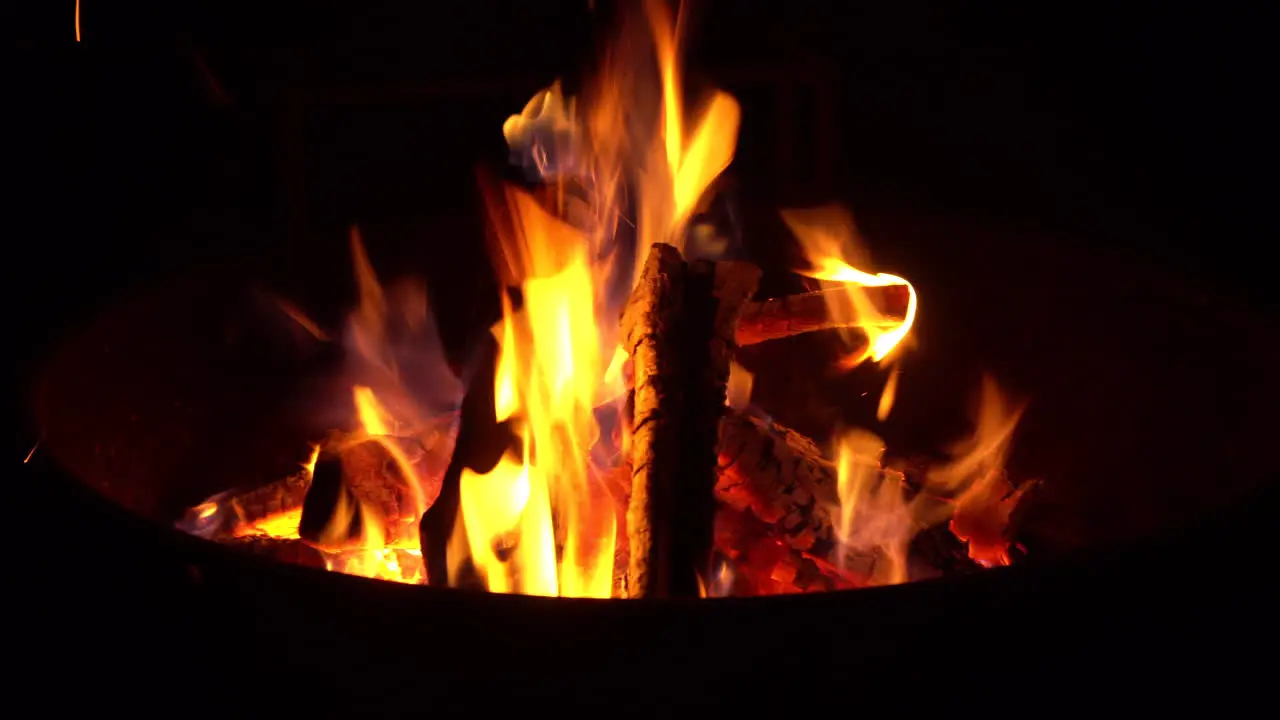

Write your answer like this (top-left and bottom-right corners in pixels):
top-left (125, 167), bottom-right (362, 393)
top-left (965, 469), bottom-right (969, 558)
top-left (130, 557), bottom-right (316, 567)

top-left (8, 0), bottom-right (1278, 710)
top-left (12, 0), bottom-right (1277, 414)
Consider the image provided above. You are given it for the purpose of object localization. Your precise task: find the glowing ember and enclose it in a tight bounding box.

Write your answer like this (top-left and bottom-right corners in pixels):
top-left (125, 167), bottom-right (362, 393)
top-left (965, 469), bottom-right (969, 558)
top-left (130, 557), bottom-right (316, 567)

top-left (178, 0), bottom-right (1038, 595)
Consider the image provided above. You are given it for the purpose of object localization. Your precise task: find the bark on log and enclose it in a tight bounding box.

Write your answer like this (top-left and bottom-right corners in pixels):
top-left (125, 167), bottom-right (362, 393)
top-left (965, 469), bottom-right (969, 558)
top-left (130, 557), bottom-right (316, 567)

top-left (619, 243), bottom-right (685, 598)
top-left (619, 246), bottom-right (762, 598)
top-left (735, 284), bottom-right (911, 346)
top-left (715, 412), bottom-right (842, 559)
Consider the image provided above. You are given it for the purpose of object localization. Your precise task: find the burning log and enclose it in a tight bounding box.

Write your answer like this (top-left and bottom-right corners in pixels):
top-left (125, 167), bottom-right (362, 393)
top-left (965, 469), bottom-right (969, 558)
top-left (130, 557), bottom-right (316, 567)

top-left (735, 285), bottom-right (911, 346)
top-left (421, 332), bottom-right (514, 588)
top-left (716, 412), bottom-right (933, 579)
top-left (619, 243), bottom-right (685, 598)
top-left (619, 243), bottom-right (762, 598)
top-left (177, 468), bottom-right (316, 543)
top-left (217, 468), bottom-right (310, 536)
top-left (715, 412), bottom-right (842, 559)
top-left (595, 460), bottom-right (633, 599)
top-left (673, 259), bottom-right (761, 594)
top-left (224, 536), bottom-right (327, 570)
top-left (299, 436), bottom-right (438, 550)
top-left (716, 411), bottom-right (1034, 577)
top-left (714, 507), bottom-right (857, 594)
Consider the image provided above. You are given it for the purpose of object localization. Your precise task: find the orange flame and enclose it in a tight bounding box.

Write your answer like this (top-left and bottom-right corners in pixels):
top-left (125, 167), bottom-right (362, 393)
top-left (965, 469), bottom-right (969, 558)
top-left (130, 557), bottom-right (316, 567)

top-left (726, 360), bottom-right (754, 411)
top-left (177, 1), bottom-right (1036, 594)
top-left (832, 428), bottom-right (919, 585)
top-left (466, 186), bottom-right (616, 598)
top-left (319, 227), bottom-right (462, 583)
top-left (931, 376), bottom-right (1035, 566)
top-left (451, 0), bottom-right (741, 597)
top-left (782, 205), bottom-right (918, 369)
top-left (636, 0), bottom-right (741, 264)
top-left (831, 375), bottom-right (1032, 582)
top-left (877, 364), bottom-right (901, 421)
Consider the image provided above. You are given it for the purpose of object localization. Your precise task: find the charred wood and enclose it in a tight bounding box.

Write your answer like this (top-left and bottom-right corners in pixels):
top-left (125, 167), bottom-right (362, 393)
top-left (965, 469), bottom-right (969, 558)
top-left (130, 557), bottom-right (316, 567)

top-left (421, 331), bottom-right (517, 587)
top-left (619, 243), bottom-right (686, 598)
top-left (713, 507), bottom-right (857, 595)
top-left (669, 259), bottom-right (760, 597)
top-left (715, 411), bottom-right (842, 558)
top-left (619, 245), bottom-right (760, 598)
top-left (735, 284), bottom-right (911, 346)
top-left (298, 436), bottom-right (434, 550)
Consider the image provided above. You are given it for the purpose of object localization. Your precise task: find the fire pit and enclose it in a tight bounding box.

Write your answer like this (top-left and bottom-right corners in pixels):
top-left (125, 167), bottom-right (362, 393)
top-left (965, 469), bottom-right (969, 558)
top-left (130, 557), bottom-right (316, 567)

top-left (27, 0), bottom-right (1280, 710)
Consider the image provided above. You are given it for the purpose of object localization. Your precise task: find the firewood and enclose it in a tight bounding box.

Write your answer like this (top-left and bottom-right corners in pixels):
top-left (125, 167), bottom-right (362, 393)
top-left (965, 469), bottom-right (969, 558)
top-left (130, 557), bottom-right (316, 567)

top-left (713, 507), bottom-right (858, 595)
top-left (594, 461), bottom-right (632, 599)
top-left (222, 535), bottom-right (327, 570)
top-left (222, 468), bottom-right (312, 535)
top-left (735, 284), bottom-right (911, 346)
top-left (949, 474), bottom-right (1039, 567)
top-left (715, 412), bottom-right (1036, 581)
top-left (619, 243), bottom-right (685, 598)
top-left (910, 522), bottom-right (984, 577)
top-left (177, 470), bottom-right (311, 541)
top-left (715, 411), bottom-right (842, 558)
top-left (716, 411), bottom-right (950, 579)
top-left (618, 245), bottom-right (762, 598)
top-left (669, 259), bottom-right (761, 596)
top-left (298, 436), bottom-right (436, 550)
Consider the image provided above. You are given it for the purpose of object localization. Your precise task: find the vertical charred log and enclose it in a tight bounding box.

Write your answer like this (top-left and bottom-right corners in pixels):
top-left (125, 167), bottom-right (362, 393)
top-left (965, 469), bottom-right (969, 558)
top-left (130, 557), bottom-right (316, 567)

top-left (298, 452), bottom-right (357, 544)
top-left (669, 260), bottom-right (761, 597)
top-left (621, 245), bottom-right (760, 598)
top-left (666, 262), bottom-right (717, 598)
top-left (620, 244), bottom-right (685, 598)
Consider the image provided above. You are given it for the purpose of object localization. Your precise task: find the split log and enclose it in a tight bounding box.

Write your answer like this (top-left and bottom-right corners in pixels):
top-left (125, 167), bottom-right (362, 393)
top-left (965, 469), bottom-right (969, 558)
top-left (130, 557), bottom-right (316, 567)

top-left (299, 436), bottom-right (439, 550)
top-left (672, 259), bottom-right (761, 595)
top-left (174, 441), bottom-right (321, 540)
top-left (735, 284), bottom-right (912, 346)
top-left (176, 467), bottom-right (312, 541)
top-left (222, 468), bottom-right (311, 534)
top-left (619, 243), bottom-right (685, 598)
top-left (223, 535), bottom-right (327, 570)
top-left (715, 411), bottom-right (842, 559)
top-left (619, 244), bottom-right (762, 598)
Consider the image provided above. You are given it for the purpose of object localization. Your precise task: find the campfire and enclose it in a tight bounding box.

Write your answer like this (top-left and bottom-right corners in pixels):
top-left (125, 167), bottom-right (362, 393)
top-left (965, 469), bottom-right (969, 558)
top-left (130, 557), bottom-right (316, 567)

top-left (178, 0), bottom-right (1038, 598)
